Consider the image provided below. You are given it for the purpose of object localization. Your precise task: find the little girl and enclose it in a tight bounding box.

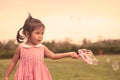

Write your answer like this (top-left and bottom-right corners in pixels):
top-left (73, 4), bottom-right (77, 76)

top-left (4, 14), bottom-right (78, 80)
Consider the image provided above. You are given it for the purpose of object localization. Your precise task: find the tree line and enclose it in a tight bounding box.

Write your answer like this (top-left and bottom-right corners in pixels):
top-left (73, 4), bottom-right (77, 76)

top-left (0, 39), bottom-right (120, 59)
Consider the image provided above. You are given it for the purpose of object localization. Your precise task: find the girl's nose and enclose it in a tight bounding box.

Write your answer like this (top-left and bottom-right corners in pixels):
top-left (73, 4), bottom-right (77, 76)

top-left (39, 34), bottom-right (43, 38)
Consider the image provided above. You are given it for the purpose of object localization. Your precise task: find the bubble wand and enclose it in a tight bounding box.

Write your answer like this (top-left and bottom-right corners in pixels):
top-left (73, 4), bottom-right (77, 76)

top-left (78, 49), bottom-right (99, 65)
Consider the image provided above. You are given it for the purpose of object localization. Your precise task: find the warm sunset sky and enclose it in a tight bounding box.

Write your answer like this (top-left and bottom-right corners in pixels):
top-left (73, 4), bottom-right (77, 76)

top-left (0, 0), bottom-right (120, 44)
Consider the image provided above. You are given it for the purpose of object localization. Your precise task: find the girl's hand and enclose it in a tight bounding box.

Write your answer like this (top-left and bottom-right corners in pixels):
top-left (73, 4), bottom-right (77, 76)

top-left (4, 77), bottom-right (8, 80)
top-left (69, 52), bottom-right (79, 59)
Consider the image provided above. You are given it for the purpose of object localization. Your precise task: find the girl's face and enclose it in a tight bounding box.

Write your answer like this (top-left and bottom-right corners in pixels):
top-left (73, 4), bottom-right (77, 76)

top-left (27, 26), bottom-right (45, 45)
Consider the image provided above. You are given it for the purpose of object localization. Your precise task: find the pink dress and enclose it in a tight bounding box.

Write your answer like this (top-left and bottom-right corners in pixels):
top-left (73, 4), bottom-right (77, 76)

top-left (14, 43), bottom-right (52, 80)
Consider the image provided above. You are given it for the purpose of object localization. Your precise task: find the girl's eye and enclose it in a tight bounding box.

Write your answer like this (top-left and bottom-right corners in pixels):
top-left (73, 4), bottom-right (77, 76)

top-left (35, 32), bottom-right (44, 35)
top-left (36, 32), bottom-right (40, 34)
top-left (35, 32), bottom-right (40, 34)
top-left (42, 32), bottom-right (44, 34)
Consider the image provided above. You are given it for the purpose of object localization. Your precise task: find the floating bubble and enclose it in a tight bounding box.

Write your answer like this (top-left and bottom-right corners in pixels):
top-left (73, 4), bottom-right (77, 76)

top-left (112, 61), bottom-right (119, 70)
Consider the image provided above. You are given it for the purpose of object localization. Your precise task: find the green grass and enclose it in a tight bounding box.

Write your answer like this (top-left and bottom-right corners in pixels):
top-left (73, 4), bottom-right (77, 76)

top-left (0, 55), bottom-right (120, 80)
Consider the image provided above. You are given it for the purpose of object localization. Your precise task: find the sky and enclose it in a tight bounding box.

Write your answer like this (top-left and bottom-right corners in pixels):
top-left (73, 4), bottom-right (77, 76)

top-left (0, 0), bottom-right (120, 44)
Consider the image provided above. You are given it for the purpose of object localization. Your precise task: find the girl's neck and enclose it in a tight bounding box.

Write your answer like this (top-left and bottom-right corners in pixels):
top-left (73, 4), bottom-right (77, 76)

top-left (25, 42), bottom-right (38, 47)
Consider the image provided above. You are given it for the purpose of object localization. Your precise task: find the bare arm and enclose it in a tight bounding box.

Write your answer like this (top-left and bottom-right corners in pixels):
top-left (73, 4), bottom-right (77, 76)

top-left (44, 45), bottom-right (78, 60)
top-left (4, 46), bottom-right (20, 80)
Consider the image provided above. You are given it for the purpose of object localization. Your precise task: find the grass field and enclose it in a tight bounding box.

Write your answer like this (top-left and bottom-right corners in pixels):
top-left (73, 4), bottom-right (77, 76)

top-left (0, 55), bottom-right (120, 80)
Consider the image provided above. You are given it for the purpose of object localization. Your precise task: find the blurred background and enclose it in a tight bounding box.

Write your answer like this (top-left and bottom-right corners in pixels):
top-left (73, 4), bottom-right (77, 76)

top-left (0, 0), bottom-right (120, 43)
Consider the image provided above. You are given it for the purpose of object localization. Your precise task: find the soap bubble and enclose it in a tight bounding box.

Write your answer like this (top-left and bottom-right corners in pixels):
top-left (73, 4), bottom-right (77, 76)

top-left (112, 60), bottom-right (119, 70)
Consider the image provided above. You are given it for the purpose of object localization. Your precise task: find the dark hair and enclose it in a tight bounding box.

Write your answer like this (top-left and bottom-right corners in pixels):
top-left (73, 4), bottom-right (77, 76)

top-left (17, 14), bottom-right (45, 43)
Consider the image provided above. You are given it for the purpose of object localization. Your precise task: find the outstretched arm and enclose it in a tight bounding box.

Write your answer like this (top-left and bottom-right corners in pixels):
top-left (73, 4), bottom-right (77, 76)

top-left (4, 46), bottom-right (20, 80)
top-left (44, 45), bottom-right (78, 60)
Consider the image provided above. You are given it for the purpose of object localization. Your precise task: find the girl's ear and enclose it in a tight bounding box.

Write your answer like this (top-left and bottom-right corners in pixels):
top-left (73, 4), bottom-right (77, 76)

top-left (25, 31), bottom-right (30, 38)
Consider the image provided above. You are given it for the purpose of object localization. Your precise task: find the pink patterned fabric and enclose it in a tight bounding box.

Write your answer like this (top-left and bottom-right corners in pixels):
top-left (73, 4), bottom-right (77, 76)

top-left (14, 43), bottom-right (52, 80)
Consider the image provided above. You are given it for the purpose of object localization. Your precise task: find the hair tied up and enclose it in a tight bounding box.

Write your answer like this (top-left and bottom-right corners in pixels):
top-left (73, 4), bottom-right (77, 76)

top-left (16, 27), bottom-right (25, 43)
top-left (28, 13), bottom-right (33, 22)
top-left (28, 13), bottom-right (32, 18)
